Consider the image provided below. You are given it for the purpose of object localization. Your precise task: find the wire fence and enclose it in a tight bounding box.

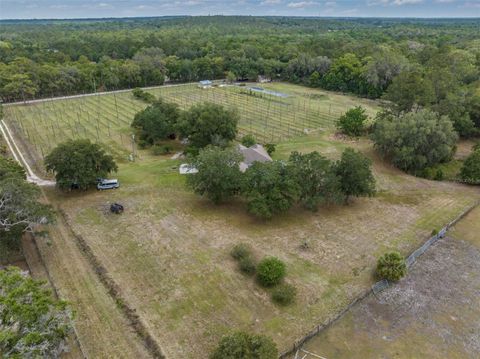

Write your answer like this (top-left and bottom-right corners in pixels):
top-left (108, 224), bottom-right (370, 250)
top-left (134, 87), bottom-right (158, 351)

top-left (2, 83), bottom-right (343, 162)
top-left (279, 201), bottom-right (479, 358)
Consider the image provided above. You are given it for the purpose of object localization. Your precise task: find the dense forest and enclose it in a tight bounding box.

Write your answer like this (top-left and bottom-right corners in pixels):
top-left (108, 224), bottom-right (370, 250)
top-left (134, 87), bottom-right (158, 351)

top-left (0, 16), bottom-right (479, 136)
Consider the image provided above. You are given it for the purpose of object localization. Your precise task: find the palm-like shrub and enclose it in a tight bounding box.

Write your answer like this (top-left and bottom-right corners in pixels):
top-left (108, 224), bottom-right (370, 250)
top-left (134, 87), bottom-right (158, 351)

top-left (376, 251), bottom-right (407, 282)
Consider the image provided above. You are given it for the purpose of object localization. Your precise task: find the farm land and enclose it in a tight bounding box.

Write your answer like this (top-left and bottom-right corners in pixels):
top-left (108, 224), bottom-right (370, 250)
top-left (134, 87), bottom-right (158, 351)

top-left (4, 83), bottom-right (480, 357)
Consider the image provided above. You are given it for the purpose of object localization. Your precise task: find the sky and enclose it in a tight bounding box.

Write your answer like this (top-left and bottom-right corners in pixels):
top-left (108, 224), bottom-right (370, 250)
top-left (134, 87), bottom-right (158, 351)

top-left (1, 0), bottom-right (479, 20)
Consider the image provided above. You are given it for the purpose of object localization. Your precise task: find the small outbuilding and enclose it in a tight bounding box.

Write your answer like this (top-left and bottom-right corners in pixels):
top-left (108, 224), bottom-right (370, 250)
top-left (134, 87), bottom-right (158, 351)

top-left (257, 75), bottom-right (271, 83)
top-left (198, 80), bottom-right (213, 89)
top-left (179, 164), bottom-right (199, 175)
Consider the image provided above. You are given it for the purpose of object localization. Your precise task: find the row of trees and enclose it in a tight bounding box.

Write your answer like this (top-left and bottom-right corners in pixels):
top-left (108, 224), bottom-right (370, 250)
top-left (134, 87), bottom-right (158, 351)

top-left (188, 146), bottom-right (375, 219)
top-left (0, 148), bottom-right (72, 356)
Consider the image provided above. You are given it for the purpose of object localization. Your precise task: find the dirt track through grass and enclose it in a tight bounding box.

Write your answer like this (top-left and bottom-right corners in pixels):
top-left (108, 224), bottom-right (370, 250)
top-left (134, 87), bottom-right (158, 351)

top-left (36, 192), bottom-right (152, 358)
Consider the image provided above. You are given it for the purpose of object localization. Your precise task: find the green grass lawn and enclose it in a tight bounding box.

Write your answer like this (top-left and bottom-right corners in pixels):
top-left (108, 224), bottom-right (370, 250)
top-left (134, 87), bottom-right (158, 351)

top-left (3, 82), bottom-right (379, 162)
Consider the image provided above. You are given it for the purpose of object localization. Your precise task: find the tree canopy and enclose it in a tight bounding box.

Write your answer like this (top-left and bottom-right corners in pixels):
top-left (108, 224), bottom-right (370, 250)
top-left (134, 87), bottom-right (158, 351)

top-left (242, 161), bottom-right (299, 220)
top-left (371, 109), bottom-right (458, 173)
top-left (334, 148), bottom-right (376, 201)
top-left (45, 139), bottom-right (117, 190)
top-left (0, 266), bottom-right (73, 357)
top-left (460, 149), bottom-right (480, 185)
top-left (210, 331), bottom-right (277, 359)
top-left (0, 176), bottom-right (54, 235)
top-left (131, 99), bottom-right (180, 146)
top-left (288, 151), bottom-right (344, 211)
top-left (177, 102), bottom-right (239, 150)
top-left (186, 146), bottom-right (243, 204)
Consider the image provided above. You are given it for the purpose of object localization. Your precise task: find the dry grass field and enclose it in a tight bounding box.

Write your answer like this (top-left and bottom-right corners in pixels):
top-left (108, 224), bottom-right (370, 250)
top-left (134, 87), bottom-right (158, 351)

top-left (5, 82), bottom-right (479, 357)
top-left (294, 214), bottom-right (480, 359)
top-left (46, 132), bottom-right (479, 357)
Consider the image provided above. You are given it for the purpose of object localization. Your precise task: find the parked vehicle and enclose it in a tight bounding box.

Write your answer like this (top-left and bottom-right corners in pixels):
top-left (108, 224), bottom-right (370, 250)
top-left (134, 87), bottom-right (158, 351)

top-left (97, 179), bottom-right (119, 190)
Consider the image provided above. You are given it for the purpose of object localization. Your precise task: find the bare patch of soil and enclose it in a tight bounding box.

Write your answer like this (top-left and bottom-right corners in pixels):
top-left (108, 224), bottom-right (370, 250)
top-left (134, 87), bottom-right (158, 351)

top-left (299, 237), bottom-right (480, 358)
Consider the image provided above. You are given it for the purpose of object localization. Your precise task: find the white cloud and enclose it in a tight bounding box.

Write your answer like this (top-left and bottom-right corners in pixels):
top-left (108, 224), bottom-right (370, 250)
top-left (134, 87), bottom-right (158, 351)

top-left (368, 0), bottom-right (423, 5)
top-left (261, 0), bottom-right (282, 4)
top-left (287, 1), bottom-right (316, 8)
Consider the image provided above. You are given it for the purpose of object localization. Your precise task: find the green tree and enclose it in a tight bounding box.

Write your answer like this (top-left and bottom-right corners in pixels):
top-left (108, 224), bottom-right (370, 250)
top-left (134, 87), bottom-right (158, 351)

top-left (460, 149), bottom-right (480, 185)
top-left (241, 134), bottom-right (256, 147)
top-left (371, 109), bottom-right (458, 172)
top-left (0, 176), bottom-right (54, 234)
top-left (45, 139), bottom-right (117, 190)
top-left (336, 106), bottom-right (368, 137)
top-left (376, 251), bottom-right (407, 282)
top-left (242, 161), bottom-right (299, 219)
top-left (0, 266), bottom-right (73, 357)
top-left (210, 331), bottom-right (277, 359)
top-left (131, 99), bottom-right (180, 146)
top-left (335, 148), bottom-right (376, 202)
top-left (383, 70), bottom-right (434, 113)
top-left (177, 102), bottom-right (239, 150)
top-left (0, 157), bottom-right (25, 180)
top-left (187, 146), bottom-right (243, 204)
top-left (288, 151), bottom-right (344, 211)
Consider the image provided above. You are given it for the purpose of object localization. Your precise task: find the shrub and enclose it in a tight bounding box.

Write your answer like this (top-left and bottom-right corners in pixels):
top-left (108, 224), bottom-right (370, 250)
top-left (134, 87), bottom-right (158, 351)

top-left (264, 143), bottom-right (276, 156)
top-left (210, 331), bottom-right (277, 359)
top-left (336, 106), bottom-right (368, 137)
top-left (152, 145), bottom-right (173, 156)
top-left (271, 283), bottom-right (297, 305)
top-left (241, 134), bottom-right (256, 147)
top-left (376, 251), bottom-right (407, 282)
top-left (230, 243), bottom-right (252, 260)
top-left (239, 256), bottom-right (256, 275)
top-left (132, 87), bottom-right (156, 103)
top-left (460, 149), bottom-right (480, 185)
top-left (257, 257), bottom-right (286, 287)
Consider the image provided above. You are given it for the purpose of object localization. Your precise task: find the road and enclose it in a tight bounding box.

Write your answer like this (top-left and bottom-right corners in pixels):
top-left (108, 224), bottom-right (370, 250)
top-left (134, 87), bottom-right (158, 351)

top-left (0, 119), bottom-right (55, 186)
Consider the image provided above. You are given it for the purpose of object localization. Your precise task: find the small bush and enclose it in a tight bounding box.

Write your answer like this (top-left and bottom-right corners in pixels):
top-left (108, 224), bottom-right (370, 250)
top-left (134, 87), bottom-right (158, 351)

top-left (376, 251), bottom-right (407, 282)
top-left (241, 134), bottom-right (256, 147)
top-left (336, 106), bottom-right (368, 137)
top-left (132, 88), bottom-right (156, 103)
top-left (271, 283), bottom-right (296, 305)
top-left (239, 256), bottom-right (256, 275)
top-left (151, 145), bottom-right (173, 155)
top-left (230, 243), bottom-right (252, 260)
top-left (264, 143), bottom-right (276, 156)
top-left (211, 331), bottom-right (277, 359)
top-left (257, 257), bottom-right (286, 287)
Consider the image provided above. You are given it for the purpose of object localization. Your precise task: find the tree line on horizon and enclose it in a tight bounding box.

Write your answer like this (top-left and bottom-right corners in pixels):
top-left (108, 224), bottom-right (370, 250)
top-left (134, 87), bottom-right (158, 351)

top-left (0, 16), bottom-right (479, 138)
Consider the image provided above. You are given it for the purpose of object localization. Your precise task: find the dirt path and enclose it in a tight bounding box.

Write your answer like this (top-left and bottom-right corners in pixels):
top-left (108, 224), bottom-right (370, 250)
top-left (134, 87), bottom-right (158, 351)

top-left (0, 119), bottom-right (55, 186)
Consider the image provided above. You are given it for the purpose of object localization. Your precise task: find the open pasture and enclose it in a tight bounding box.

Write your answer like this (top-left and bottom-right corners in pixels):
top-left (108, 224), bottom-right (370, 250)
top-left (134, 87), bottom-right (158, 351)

top-left (3, 82), bottom-right (379, 161)
top-left (47, 132), bottom-right (479, 358)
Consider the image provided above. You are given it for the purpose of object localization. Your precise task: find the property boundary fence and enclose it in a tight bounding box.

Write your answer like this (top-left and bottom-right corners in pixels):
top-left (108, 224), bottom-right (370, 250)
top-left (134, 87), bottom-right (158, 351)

top-left (279, 200), bottom-right (479, 358)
